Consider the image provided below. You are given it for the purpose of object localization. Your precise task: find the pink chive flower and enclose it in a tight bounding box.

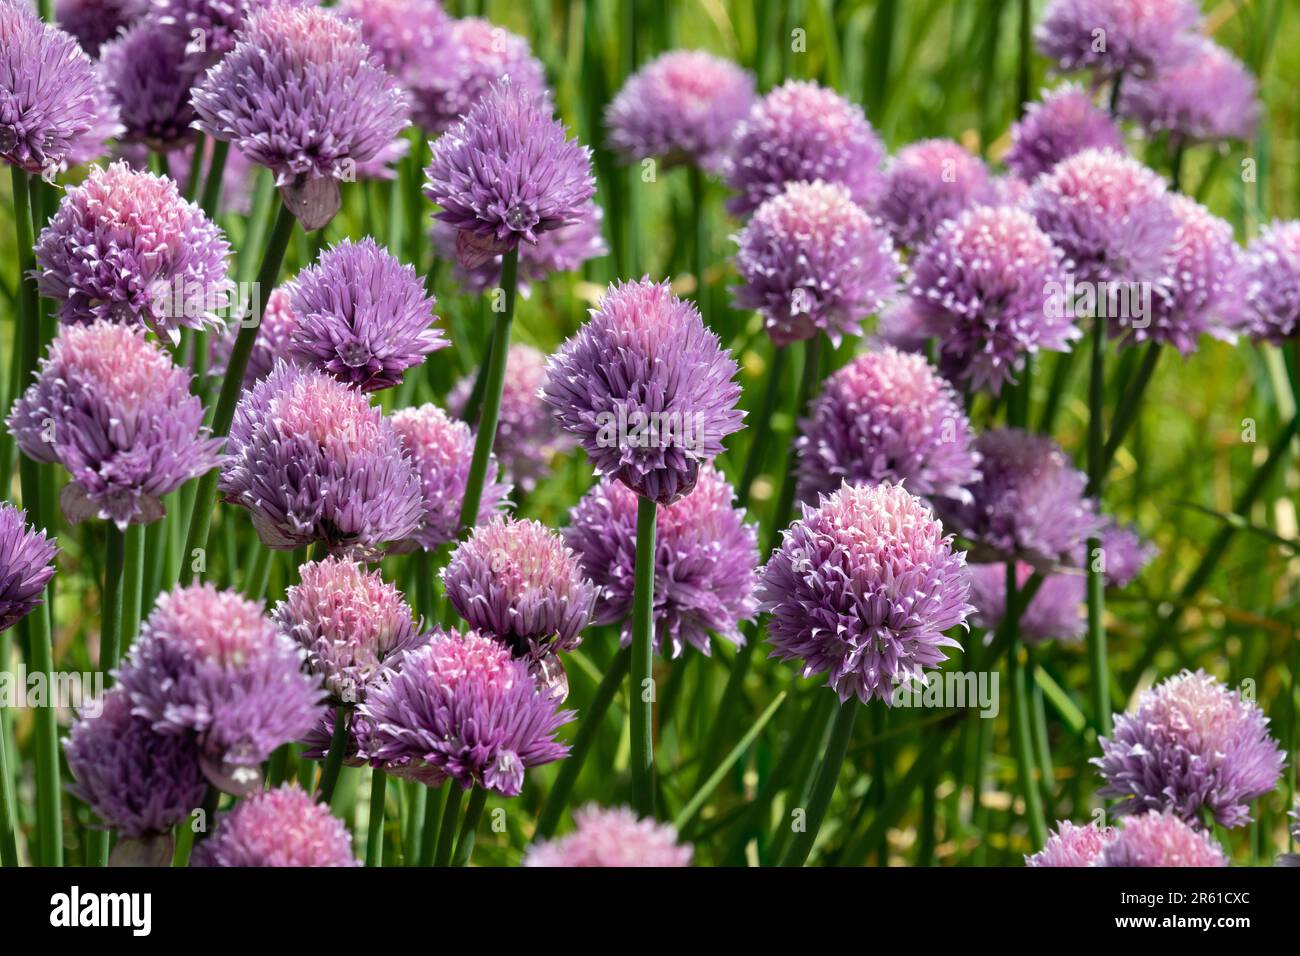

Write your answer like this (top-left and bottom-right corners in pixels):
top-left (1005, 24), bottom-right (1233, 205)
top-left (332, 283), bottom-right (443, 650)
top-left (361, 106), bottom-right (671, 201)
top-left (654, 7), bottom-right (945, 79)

top-left (1003, 84), bottom-right (1126, 182)
top-left (525, 805), bottom-right (693, 867)
top-left (337, 0), bottom-right (454, 130)
top-left (968, 561), bottom-right (1085, 645)
top-left (1034, 0), bottom-right (1200, 79)
top-left (1026, 820), bottom-right (1115, 866)
top-left (417, 16), bottom-right (547, 134)
top-left (209, 286), bottom-right (301, 387)
top-left (193, 785), bottom-right (359, 867)
top-left (1097, 811), bottom-right (1229, 867)
top-left (1243, 220), bottom-right (1300, 345)
top-left (0, 502), bottom-right (57, 633)
top-left (1120, 35), bottom-right (1260, 144)
top-left (874, 139), bottom-right (993, 250)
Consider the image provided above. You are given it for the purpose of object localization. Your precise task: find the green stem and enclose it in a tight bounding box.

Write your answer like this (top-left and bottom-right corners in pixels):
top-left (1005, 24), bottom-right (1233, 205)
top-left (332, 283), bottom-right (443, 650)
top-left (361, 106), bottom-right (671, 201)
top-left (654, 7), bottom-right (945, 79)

top-left (779, 699), bottom-right (857, 866)
top-left (315, 708), bottom-right (350, 805)
top-left (418, 785), bottom-right (448, 867)
top-left (432, 785), bottom-right (464, 867)
top-left (1085, 317), bottom-right (1111, 736)
top-left (736, 345), bottom-right (789, 510)
top-left (689, 165), bottom-right (709, 328)
top-left (120, 523), bottom-right (146, 667)
top-left (25, 602), bottom-right (61, 866)
top-left (184, 134), bottom-right (207, 203)
top-left (629, 495), bottom-right (658, 817)
top-left (450, 787), bottom-right (487, 867)
top-left (199, 139), bottom-right (230, 219)
top-left (0, 664), bottom-right (17, 866)
top-left (87, 525), bottom-right (126, 868)
top-left (1101, 343), bottom-right (1161, 476)
top-left (403, 783), bottom-right (426, 866)
top-left (365, 769), bottom-right (387, 867)
top-left (1007, 563), bottom-right (1047, 848)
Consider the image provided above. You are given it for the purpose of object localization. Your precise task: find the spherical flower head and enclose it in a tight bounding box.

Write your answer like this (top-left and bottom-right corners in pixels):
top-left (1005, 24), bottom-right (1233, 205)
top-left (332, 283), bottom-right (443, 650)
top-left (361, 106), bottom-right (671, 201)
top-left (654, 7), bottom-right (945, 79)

top-left (1034, 0), bottom-right (1200, 78)
top-left (564, 466), bottom-right (759, 659)
top-left (287, 237), bottom-right (446, 392)
top-left (56, 0), bottom-right (147, 55)
top-left (390, 402), bottom-right (508, 550)
top-left (968, 561), bottom-right (1084, 644)
top-left (64, 686), bottom-right (207, 840)
top-left (192, 785), bottom-right (358, 867)
top-left (543, 278), bottom-right (744, 505)
top-left (1095, 669), bottom-right (1285, 828)
top-left (1026, 820), bottom-right (1114, 866)
top-left (759, 482), bottom-right (972, 705)
top-left (7, 321), bottom-right (223, 529)
top-left (191, 5), bottom-right (410, 230)
top-left (443, 516), bottom-right (596, 663)
top-left (424, 80), bottom-right (595, 269)
top-left (1029, 148), bottom-right (1178, 288)
top-left (1003, 84), bottom-right (1126, 182)
top-left (725, 80), bottom-right (885, 217)
top-left (732, 180), bottom-right (901, 347)
top-left (220, 361), bottom-right (424, 557)
top-left (116, 584), bottom-right (326, 794)
top-left (209, 286), bottom-right (301, 386)
top-left (0, 503), bottom-right (57, 633)
top-left (150, 0), bottom-right (288, 63)
top-left (796, 346), bottom-right (979, 504)
top-left (525, 805), bottom-right (693, 867)
top-left (1243, 220), bottom-right (1300, 345)
top-left (273, 556), bottom-right (425, 704)
top-left (942, 428), bottom-right (1101, 569)
top-left (605, 50), bottom-right (755, 172)
top-left (875, 139), bottom-right (993, 250)
top-left (1095, 520), bottom-right (1155, 588)
top-left (1098, 811), bottom-right (1228, 867)
top-left (33, 161), bottom-right (233, 341)
top-left (0, 3), bottom-right (110, 175)
top-left (1120, 35), bottom-right (1259, 144)
top-left (64, 79), bottom-right (125, 168)
top-left (337, 0), bottom-right (451, 92)
top-left (99, 21), bottom-right (201, 150)
top-left (911, 204), bottom-right (1076, 394)
top-left (357, 628), bottom-right (573, 795)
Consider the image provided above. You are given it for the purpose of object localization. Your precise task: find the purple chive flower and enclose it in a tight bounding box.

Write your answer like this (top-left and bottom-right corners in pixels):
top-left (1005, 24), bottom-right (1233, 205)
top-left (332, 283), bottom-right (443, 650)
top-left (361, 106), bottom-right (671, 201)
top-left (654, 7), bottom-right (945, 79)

top-left (116, 584), bottom-right (325, 793)
top-left (1003, 84), bottom-right (1126, 182)
top-left (605, 49), bottom-right (755, 172)
top-left (158, 138), bottom-right (256, 217)
top-left (64, 687), bottom-right (207, 840)
top-left (192, 785), bottom-right (359, 867)
top-left (942, 428), bottom-right (1102, 569)
top-left (448, 343), bottom-right (576, 492)
top-left (357, 627), bottom-right (573, 796)
top-left (795, 345), bottom-right (979, 504)
top-left (1034, 0), bottom-right (1200, 79)
top-left (910, 204), bottom-right (1076, 394)
top-left (871, 296), bottom-right (931, 355)
top-left (287, 237), bottom-right (446, 392)
top-left (390, 402), bottom-right (508, 551)
top-left (417, 16), bottom-right (546, 135)
top-left (150, 0), bottom-right (307, 65)
top-left (0, 503), bottom-right (57, 633)
top-left (98, 21), bottom-right (200, 150)
top-left (337, 0), bottom-right (453, 130)
top-left (968, 561), bottom-right (1085, 644)
top-left (33, 162), bottom-right (232, 341)
top-left (209, 286), bottom-right (301, 386)
top-left (0, 3), bottom-right (110, 175)
top-left (220, 362), bottom-right (424, 557)
top-left (725, 79), bottom-right (886, 217)
top-left (874, 139), bottom-right (993, 250)
top-left (1029, 148), bottom-right (1177, 287)
top-left (564, 465), bottom-right (759, 659)
top-left (543, 279), bottom-right (744, 505)
top-left (424, 79), bottom-right (594, 269)
top-left (759, 482), bottom-right (972, 705)
top-left (731, 180), bottom-right (901, 347)
top-left (525, 805), bottom-right (693, 868)
top-left (1095, 520), bottom-right (1155, 588)
top-left (56, 0), bottom-right (147, 55)
top-left (191, 5), bottom-right (410, 230)
top-left (1026, 820), bottom-right (1114, 867)
top-left (1095, 669), bottom-right (1286, 828)
top-left (273, 556), bottom-right (426, 705)
top-left (1243, 220), bottom-right (1300, 345)
top-left (1097, 811), bottom-right (1228, 867)
top-left (64, 80), bottom-right (125, 168)
top-left (1120, 35), bottom-right (1260, 144)
top-left (7, 321), bottom-right (222, 529)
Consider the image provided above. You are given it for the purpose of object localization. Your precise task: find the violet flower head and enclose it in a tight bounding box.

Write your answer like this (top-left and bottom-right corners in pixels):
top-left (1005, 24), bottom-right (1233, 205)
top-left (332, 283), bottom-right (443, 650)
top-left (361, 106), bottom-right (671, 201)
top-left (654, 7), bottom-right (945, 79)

top-left (795, 345), bottom-right (979, 504)
top-left (525, 805), bottom-right (693, 867)
top-left (7, 321), bottom-right (223, 529)
top-left (64, 686), bottom-right (208, 840)
top-left (99, 21), bottom-right (200, 150)
top-left (1095, 520), bottom-right (1155, 588)
top-left (191, 4), bottom-right (410, 230)
top-left (564, 465), bottom-right (759, 659)
top-left (1034, 0), bottom-right (1200, 79)
top-left (731, 179), bottom-right (901, 347)
top-left (1120, 35), bottom-right (1260, 144)
top-left (64, 79), bottom-right (125, 168)
top-left (149, 0), bottom-right (285, 63)
top-left (758, 482), bottom-right (972, 705)
top-left (287, 237), bottom-right (446, 392)
top-left (193, 785), bottom-right (359, 867)
top-left (0, 2), bottom-right (109, 175)
top-left (1243, 220), bottom-right (1300, 345)
top-left (160, 138), bottom-right (257, 217)
top-left (0, 503), bottom-right (57, 633)
top-left (209, 286), bottom-right (301, 386)
top-left (1098, 811), bottom-right (1229, 867)
top-left (1003, 84), bottom-right (1126, 182)
top-left (942, 427), bottom-right (1102, 569)
top-left (357, 628), bottom-right (573, 796)
top-left (1026, 820), bottom-right (1114, 867)
top-left (968, 561), bottom-right (1084, 645)
top-left (417, 16), bottom-right (546, 135)
top-left (116, 584), bottom-right (325, 794)
top-left (910, 204), bottom-right (1076, 394)
top-left (871, 296), bottom-right (930, 355)
top-left (337, 0), bottom-right (452, 130)
top-left (33, 161), bottom-right (232, 341)
top-left (273, 556), bottom-right (425, 705)
top-left (56, 0), bottom-right (147, 55)
top-left (424, 79), bottom-right (595, 269)
top-left (1095, 669), bottom-right (1285, 828)
top-left (220, 361), bottom-right (424, 557)
top-left (542, 278), bottom-right (745, 505)
top-left (874, 139), bottom-right (993, 250)
top-left (725, 79), bottom-right (886, 217)
top-left (605, 50), bottom-right (755, 172)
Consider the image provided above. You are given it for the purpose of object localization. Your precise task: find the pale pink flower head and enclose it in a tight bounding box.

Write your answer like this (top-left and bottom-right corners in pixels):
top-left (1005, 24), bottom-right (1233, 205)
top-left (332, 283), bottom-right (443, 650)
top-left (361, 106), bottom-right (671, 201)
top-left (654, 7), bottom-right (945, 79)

top-left (1026, 820), bottom-right (1114, 866)
top-left (1034, 0), bottom-right (1200, 79)
top-left (193, 785), bottom-right (359, 867)
top-left (525, 805), bottom-right (693, 867)
top-left (1120, 35), bottom-right (1260, 144)
top-left (1098, 811), bottom-right (1229, 867)
top-left (875, 139), bottom-right (993, 250)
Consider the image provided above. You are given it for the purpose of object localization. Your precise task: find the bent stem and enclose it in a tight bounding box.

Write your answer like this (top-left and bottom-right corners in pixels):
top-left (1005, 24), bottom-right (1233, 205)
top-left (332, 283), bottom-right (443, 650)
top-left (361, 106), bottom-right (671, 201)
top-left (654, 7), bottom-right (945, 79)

top-left (779, 698), bottom-right (858, 867)
top-left (629, 495), bottom-right (658, 817)
top-left (451, 786), bottom-right (488, 867)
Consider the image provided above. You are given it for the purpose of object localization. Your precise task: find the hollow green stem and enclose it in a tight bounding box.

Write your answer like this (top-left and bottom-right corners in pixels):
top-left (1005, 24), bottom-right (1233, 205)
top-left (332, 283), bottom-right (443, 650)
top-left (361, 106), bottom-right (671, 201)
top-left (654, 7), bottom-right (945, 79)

top-left (736, 345), bottom-right (789, 510)
top-left (432, 784), bottom-right (464, 867)
top-left (365, 769), bottom-right (387, 867)
top-left (418, 785), bottom-right (448, 867)
top-left (87, 525), bottom-right (126, 866)
top-left (315, 708), bottom-right (350, 805)
top-left (629, 495), bottom-right (658, 817)
top-left (199, 140), bottom-right (230, 219)
top-left (1085, 317), bottom-right (1111, 736)
top-left (779, 699), bottom-right (858, 866)
top-left (450, 787), bottom-right (487, 867)
top-left (1007, 563), bottom-right (1048, 848)
top-left (1101, 342), bottom-right (1161, 476)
